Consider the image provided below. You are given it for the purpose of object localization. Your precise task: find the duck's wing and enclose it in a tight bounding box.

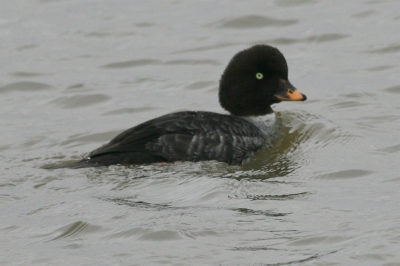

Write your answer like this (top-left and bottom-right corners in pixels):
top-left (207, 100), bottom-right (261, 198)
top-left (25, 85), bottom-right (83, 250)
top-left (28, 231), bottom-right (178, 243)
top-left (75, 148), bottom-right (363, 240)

top-left (88, 111), bottom-right (266, 164)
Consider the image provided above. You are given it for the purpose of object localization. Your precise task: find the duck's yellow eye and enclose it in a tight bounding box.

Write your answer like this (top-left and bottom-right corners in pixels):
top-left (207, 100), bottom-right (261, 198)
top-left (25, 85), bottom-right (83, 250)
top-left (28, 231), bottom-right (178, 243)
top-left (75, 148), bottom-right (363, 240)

top-left (256, 73), bottom-right (263, 79)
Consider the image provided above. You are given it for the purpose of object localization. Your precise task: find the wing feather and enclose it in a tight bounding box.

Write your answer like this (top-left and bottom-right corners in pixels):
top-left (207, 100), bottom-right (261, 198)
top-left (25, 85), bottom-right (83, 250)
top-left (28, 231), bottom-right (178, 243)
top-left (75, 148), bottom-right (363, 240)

top-left (89, 111), bottom-right (266, 164)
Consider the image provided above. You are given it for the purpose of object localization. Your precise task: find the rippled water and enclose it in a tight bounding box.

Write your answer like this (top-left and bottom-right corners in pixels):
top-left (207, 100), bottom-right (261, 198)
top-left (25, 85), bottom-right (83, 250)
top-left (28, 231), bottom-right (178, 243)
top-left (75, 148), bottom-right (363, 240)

top-left (1, 0), bottom-right (400, 265)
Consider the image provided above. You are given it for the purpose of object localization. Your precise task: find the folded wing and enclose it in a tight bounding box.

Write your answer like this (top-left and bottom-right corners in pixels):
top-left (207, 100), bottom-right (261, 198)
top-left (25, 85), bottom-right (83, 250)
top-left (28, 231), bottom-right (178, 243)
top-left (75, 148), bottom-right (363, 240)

top-left (88, 111), bottom-right (266, 164)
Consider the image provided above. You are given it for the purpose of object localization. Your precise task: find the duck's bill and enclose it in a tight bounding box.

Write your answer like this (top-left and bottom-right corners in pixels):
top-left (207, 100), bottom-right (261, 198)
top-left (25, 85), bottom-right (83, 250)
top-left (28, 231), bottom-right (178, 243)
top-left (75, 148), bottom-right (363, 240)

top-left (274, 80), bottom-right (307, 101)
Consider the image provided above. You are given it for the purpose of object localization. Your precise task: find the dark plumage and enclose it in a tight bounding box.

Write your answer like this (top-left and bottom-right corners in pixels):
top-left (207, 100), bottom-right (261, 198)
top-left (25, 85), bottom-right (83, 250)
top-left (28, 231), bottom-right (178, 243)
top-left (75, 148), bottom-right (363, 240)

top-left (219, 45), bottom-right (288, 116)
top-left (56, 44), bottom-right (306, 168)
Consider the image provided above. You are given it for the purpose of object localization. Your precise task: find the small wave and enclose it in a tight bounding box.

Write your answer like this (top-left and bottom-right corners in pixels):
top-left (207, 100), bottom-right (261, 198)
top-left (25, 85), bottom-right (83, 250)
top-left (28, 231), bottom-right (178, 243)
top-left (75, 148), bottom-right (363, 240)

top-left (47, 221), bottom-right (103, 242)
top-left (382, 85), bottom-right (400, 94)
top-left (100, 59), bottom-right (161, 69)
top-left (260, 33), bottom-right (350, 46)
top-left (240, 111), bottom-right (355, 178)
top-left (315, 169), bottom-right (374, 180)
top-left (0, 81), bottom-right (52, 94)
top-left (49, 94), bottom-right (111, 109)
top-left (366, 43), bottom-right (400, 54)
top-left (213, 15), bottom-right (298, 29)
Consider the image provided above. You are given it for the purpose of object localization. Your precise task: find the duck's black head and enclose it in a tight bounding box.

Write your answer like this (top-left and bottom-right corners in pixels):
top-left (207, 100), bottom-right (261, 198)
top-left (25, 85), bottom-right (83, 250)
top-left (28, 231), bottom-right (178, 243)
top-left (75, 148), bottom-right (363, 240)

top-left (219, 45), bottom-right (306, 116)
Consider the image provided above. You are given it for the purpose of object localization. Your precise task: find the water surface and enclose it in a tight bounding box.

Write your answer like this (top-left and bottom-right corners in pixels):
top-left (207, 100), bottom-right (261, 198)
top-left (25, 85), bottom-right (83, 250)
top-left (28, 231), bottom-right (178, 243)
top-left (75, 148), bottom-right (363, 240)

top-left (1, 0), bottom-right (400, 265)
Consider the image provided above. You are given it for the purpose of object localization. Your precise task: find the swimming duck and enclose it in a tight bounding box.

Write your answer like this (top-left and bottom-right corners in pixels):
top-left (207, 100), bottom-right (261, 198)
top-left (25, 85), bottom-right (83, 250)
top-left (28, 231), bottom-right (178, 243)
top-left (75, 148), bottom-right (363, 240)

top-left (60, 45), bottom-right (306, 168)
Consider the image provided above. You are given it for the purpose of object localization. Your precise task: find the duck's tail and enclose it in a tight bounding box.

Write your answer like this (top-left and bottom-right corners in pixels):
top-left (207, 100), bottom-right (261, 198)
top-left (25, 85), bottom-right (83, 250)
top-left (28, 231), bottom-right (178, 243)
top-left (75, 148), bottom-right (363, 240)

top-left (45, 159), bottom-right (98, 169)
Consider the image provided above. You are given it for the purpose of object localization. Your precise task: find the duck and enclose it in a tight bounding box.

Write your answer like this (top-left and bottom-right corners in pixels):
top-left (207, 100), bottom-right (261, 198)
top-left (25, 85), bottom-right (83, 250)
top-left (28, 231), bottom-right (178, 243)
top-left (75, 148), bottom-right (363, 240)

top-left (58, 44), bottom-right (306, 168)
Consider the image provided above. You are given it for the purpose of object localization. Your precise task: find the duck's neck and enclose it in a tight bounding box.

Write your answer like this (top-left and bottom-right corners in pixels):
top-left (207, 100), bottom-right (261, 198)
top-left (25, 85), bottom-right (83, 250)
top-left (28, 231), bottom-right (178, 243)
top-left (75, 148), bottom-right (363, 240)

top-left (229, 105), bottom-right (274, 117)
top-left (238, 112), bottom-right (277, 135)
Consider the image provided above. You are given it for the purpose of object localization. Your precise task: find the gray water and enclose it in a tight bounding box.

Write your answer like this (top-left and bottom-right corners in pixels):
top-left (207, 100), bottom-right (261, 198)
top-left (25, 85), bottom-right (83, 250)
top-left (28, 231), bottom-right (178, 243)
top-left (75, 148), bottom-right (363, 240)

top-left (1, 0), bottom-right (400, 265)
